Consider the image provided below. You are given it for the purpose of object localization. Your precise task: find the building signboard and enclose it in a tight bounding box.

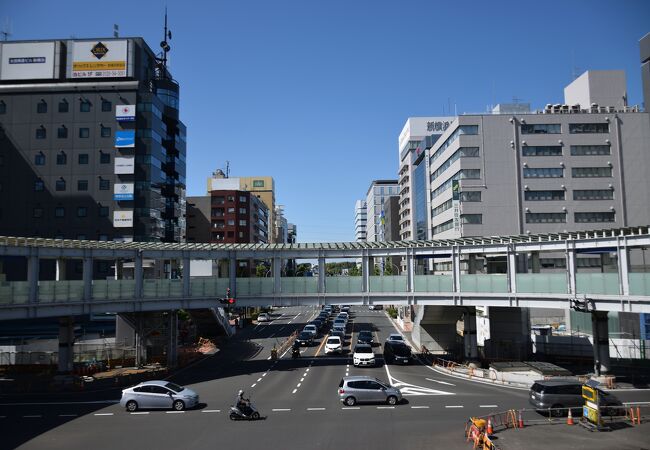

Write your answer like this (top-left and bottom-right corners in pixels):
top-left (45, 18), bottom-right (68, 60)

top-left (113, 210), bottom-right (133, 228)
top-left (0, 42), bottom-right (56, 80)
top-left (114, 183), bottom-right (134, 201)
top-left (452, 180), bottom-right (461, 234)
top-left (115, 130), bottom-right (135, 148)
top-left (71, 40), bottom-right (127, 78)
top-left (115, 105), bottom-right (135, 122)
top-left (114, 156), bottom-right (135, 174)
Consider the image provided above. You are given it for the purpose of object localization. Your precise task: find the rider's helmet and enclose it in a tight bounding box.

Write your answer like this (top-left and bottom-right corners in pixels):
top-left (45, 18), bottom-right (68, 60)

top-left (238, 389), bottom-right (244, 396)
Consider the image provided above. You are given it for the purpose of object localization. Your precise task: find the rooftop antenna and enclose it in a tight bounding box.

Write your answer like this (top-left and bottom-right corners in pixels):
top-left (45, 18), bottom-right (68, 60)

top-left (1, 18), bottom-right (12, 41)
top-left (225, 161), bottom-right (230, 178)
top-left (113, 24), bottom-right (119, 38)
top-left (155, 7), bottom-right (172, 78)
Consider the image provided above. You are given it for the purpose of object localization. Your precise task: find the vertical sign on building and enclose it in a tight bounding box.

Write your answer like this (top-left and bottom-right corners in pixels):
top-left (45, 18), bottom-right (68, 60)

top-left (452, 180), bottom-right (461, 234)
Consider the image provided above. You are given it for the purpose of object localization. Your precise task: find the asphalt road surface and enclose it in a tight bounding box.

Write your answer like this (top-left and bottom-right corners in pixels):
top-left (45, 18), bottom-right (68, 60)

top-left (2, 306), bottom-right (649, 450)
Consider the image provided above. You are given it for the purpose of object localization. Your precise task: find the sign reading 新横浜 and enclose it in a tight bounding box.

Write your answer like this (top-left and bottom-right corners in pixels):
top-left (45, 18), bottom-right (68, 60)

top-left (114, 183), bottom-right (134, 201)
top-left (114, 156), bottom-right (135, 174)
top-left (115, 130), bottom-right (135, 148)
top-left (0, 42), bottom-right (56, 80)
top-left (116, 105), bottom-right (135, 122)
top-left (71, 40), bottom-right (127, 78)
top-left (113, 210), bottom-right (133, 228)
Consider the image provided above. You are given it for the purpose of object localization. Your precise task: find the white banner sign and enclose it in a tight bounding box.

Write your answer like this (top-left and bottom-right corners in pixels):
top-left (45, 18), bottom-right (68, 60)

top-left (0, 42), bottom-right (56, 80)
top-left (113, 210), bottom-right (133, 228)
top-left (114, 156), bottom-right (135, 174)
top-left (116, 104), bottom-right (135, 122)
top-left (114, 182), bottom-right (134, 200)
top-left (71, 40), bottom-right (127, 78)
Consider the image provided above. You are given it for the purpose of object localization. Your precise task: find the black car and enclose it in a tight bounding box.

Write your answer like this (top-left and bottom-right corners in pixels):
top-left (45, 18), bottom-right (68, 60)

top-left (311, 319), bottom-right (325, 331)
top-left (330, 329), bottom-right (346, 343)
top-left (296, 331), bottom-right (314, 346)
top-left (357, 330), bottom-right (374, 345)
top-left (384, 341), bottom-right (412, 364)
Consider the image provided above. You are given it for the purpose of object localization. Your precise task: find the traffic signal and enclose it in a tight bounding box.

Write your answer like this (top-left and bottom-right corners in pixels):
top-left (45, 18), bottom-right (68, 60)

top-left (218, 297), bottom-right (236, 305)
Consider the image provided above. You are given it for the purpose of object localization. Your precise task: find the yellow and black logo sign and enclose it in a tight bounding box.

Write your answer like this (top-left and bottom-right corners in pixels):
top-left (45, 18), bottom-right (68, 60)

top-left (91, 42), bottom-right (109, 60)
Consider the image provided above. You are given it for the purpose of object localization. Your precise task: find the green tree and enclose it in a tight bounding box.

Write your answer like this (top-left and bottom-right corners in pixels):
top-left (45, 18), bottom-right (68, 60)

top-left (256, 264), bottom-right (268, 278)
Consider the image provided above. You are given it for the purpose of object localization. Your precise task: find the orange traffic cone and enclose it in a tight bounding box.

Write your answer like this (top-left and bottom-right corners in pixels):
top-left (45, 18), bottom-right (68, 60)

top-left (487, 417), bottom-right (493, 435)
top-left (567, 409), bottom-right (574, 425)
top-left (518, 410), bottom-right (524, 428)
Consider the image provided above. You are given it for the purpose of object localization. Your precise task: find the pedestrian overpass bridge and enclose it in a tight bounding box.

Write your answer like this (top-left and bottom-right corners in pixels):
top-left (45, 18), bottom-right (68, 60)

top-left (1, 226), bottom-right (650, 320)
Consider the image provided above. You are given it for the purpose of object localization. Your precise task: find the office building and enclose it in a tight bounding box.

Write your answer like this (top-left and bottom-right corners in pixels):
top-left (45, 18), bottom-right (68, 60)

top-left (354, 199), bottom-right (367, 242)
top-left (640, 32), bottom-right (650, 111)
top-left (0, 38), bottom-right (186, 278)
top-left (364, 180), bottom-right (399, 242)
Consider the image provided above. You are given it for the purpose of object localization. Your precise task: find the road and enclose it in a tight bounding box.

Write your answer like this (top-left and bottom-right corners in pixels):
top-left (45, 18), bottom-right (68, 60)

top-left (2, 306), bottom-right (649, 450)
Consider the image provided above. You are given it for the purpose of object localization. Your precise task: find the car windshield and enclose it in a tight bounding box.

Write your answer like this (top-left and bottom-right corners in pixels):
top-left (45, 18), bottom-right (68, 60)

top-left (392, 345), bottom-right (410, 356)
top-left (327, 338), bottom-right (340, 344)
top-left (359, 332), bottom-right (371, 337)
top-left (165, 382), bottom-right (184, 393)
top-left (299, 332), bottom-right (311, 339)
top-left (355, 346), bottom-right (372, 353)
top-left (305, 325), bottom-right (316, 330)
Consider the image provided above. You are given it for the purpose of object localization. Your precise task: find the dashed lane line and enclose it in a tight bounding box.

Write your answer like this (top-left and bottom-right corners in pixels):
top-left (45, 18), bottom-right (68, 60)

top-left (251, 383), bottom-right (257, 388)
top-left (257, 378), bottom-right (262, 382)
top-left (307, 408), bottom-right (326, 411)
top-left (94, 413), bottom-right (114, 416)
top-left (480, 405), bottom-right (499, 408)
top-left (377, 406), bottom-right (395, 409)
top-left (130, 412), bottom-right (150, 415)
top-left (292, 389), bottom-right (297, 394)
top-left (445, 405), bottom-right (464, 409)
top-left (201, 410), bottom-right (221, 413)
top-left (342, 407), bottom-right (360, 410)
top-left (411, 406), bottom-right (430, 409)
top-left (166, 411), bottom-right (185, 414)
top-left (272, 408), bottom-right (291, 412)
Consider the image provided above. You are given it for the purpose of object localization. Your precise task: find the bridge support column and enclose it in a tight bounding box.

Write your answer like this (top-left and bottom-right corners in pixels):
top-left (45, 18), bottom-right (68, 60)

top-left (27, 253), bottom-right (39, 303)
top-left (134, 252), bottom-right (143, 299)
top-left (361, 254), bottom-right (370, 293)
top-left (57, 316), bottom-right (75, 374)
top-left (566, 247), bottom-right (577, 295)
top-left (82, 256), bottom-right (93, 300)
top-left (273, 256), bottom-right (282, 294)
top-left (135, 315), bottom-right (145, 368)
top-left (591, 311), bottom-right (611, 375)
top-left (229, 252), bottom-right (237, 298)
top-left (167, 310), bottom-right (178, 369)
top-left (114, 259), bottom-right (123, 280)
top-left (318, 255), bottom-right (326, 294)
top-left (55, 258), bottom-right (66, 281)
top-left (182, 257), bottom-right (190, 297)
top-left (617, 244), bottom-right (630, 296)
top-left (452, 247), bottom-right (461, 292)
top-left (463, 307), bottom-right (478, 361)
top-left (530, 252), bottom-right (541, 273)
top-left (507, 247), bottom-right (517, 293)
top-left (406, 250), bottom-right (414, 293)
top-left (468, 254), bottom-right (477, 274)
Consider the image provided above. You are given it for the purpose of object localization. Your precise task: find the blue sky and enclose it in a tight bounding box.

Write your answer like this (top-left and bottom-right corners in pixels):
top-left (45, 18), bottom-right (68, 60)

top-left (3, 0), bottom-right (649, 243)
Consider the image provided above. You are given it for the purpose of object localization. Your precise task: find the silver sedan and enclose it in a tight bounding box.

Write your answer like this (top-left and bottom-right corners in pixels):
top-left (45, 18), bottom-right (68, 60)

top-left (120, 380), bottom-right (199, 412)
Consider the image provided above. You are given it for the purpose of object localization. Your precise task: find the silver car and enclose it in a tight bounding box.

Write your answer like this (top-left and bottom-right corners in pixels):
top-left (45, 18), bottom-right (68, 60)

top-left (120, 380), bottom-right (199, 412)
top-left (338, 376), bottom-right (402, 406)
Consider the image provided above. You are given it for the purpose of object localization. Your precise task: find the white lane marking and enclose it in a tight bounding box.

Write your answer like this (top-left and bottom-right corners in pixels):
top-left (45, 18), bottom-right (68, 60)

top-left (257, 378), bottom-right (262, 382)
top-left (130, 412), bottom-right (150, 415)
top-left (425, 378), bottom-right (455, 386)
top-left (251, 383), bottom-right (257, 388)
top-left (480, 405), bottom-right (498, 408)
top-left (23, 415), bottom-right (42, 418)
top-left (307, 408), bottom-right (326, 411)
top-left (94, 413), bottom-right (114, 416)
top-left (166, 411), bottom-right (185, 414)
top-left (384, 364), bottom-right (454, 396)
top-left (306, 368), bottom-right (310, 372)
top-left (300, 378), bottom-right (305, 382)
top-left (58, 414), bottom-right (78, 417)
top-left (445, 405), bottom-right (464, 409)
top-left (0, 400), bottom-right (118, 406)
top-left (297, 383), bottom-right (301, 387)
top-left (292, 389), bottom-right (297, 394)
top-left (202, 410), bottom-right (221, 413)
top-left (377, 406), bottom-right (395, 409)
top-left (262, 372), bottom-right (268, 377)
top-left (411, 406), bottom-right (430, 409)
top-left (342, 407), bottom-right (360, 410)
top-left (272, 408), bottom-right (291, 412)
top-left (267, 356), bottom-right (271, 360)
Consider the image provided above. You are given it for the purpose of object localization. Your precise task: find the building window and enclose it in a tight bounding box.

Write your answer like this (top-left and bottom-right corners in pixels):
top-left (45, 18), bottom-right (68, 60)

top-left (253, 180), bottom-right (265, 187)
top-left (432, 219), bottom-right (454, 235)
top-left (57, 126), bottom-right (68, 138)
top-left (80, 100), bottom-right (91, 112)
top-left (239, 219), bottom-right (247, 226)
top-left (521, 124), bottom-right (561, 134)
top-left (239, 208), bottom-right (247, 214)
top-left (459, 191), bottom-right (482, 202)
top-left (523, 167), bottom-right (564, 178)
top-left (34, 153), bottom-right (45, 165)
top-left (101, 126), bottom-right (111, 137)
top-left (227, 219), bottom-right (235, 226)
top-left (55, 179), bottom-right (66, 191)
top-left (522, 146), bottom-right (563, 156)
top-left (573, 189), bottom-right (614, 200)
top-left (55, 207), bottom-right (65, 218)
top-left (101, 99), bottom-right (112, 112)
top-left (461, 214), bottom-right (482, 224)
top-left (78, 154), bottom-right (89, 164)
top-left (99, 179), bottom-right (110, 190)
top-left (99, 206), bottom-right (109, 217)
top-left (0, 101), bottom-right (6, 114)
top-left (78, 180), bottom-right (88, 191)
top-left (79, 128), bottom-right (89, 138)
top-left (34, 179), bottom-right (44, 191)
top-left (227, 196), bottom-right (235, 202)
top-left (572, 167), bottom-right (612, 178)
top-left (58, 99), bottom-right (69, 113)
top-left (460, 169), bottom-right (481, 179)
top-left (238, 231), bottom-right (245, 238)
top-left (569, 123), bottom-right (609, 134)
top-left (525, 212), bottom-right (566, 223)
top-left (35, 127), bottom-right (46, 139)
top-left (575, 212), bottom-right (615, 223)
top-left (227, 207), bottom-right (235, 213)
top-left (37, 100), bottom-right (47, 113)
top-left (56, 152), bottom-right (67, 165)
top-left (570, 145), bottom-right (611, 156)
top-left (77, 207), bottom-right (88, 217)
top-left (432, 199), bottom-right (453, 217)
top-left (524, 190), bottom-right (565, 201)
top-left (100, 152), bottom-right (110, 164)
top-left (239, 196), bottom-right (247, 202)
top-left (33, 208), bottom-right (43, 218)
top-left (98, 234), bottom-right (108, 241)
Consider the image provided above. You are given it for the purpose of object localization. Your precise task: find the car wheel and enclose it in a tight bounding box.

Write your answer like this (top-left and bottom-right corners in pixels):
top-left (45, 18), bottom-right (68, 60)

top-left (345, 396), bottom-right (356, 406)
top-left (126, 400), bottom-right (138, 412)
top-left (172, 400), bottom-right (185, 411)
top-left (386, 396), bottom-right (398, 406)
top-left (550, 404), bottom-right (564, 417)
top-left (251, 412), bottom-right (260, 420)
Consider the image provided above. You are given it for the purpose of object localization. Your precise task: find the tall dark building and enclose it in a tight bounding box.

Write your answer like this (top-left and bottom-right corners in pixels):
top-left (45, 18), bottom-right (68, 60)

top-left (0, 38), bottom-right (186, 279)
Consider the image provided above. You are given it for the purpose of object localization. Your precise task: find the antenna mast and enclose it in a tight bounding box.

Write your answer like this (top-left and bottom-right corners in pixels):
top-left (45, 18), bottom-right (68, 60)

top-left (155, 8), bottom-right (172, 78)
top-left (1, 18), bottom-right (12, 41)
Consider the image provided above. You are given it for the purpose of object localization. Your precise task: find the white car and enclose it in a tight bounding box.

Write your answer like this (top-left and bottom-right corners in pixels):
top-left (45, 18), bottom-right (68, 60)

top-left (257, 313), bottom-right (270, 323)
top-left (303, 324), bottom-right (318, 337)
top-left (325, 336), bottom-right (343, 354)
top-left (386, 333), bottom-right (405, 344)
top-left (353, 343), bottom-right (375, 367)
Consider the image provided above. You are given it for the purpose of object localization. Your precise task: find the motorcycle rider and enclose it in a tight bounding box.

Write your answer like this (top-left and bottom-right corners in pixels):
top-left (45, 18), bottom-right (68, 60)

top-left (235, 389), bottom-right (251, 416)
top-left (292, 341), bottom-right (300, 358)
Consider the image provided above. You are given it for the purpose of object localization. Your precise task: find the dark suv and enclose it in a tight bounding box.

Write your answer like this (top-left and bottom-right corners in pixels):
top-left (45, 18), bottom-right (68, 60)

top-left (384, 341), bottom-right (412, 364)
top-left (529, 380), bottom-right (621, 416)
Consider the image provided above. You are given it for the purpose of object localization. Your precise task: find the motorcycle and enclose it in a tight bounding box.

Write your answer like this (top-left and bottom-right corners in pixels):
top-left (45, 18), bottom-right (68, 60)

top-left (229, 402), bottom-right (261, 420)
top-left (291, 346), bottom-right (300, 359)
